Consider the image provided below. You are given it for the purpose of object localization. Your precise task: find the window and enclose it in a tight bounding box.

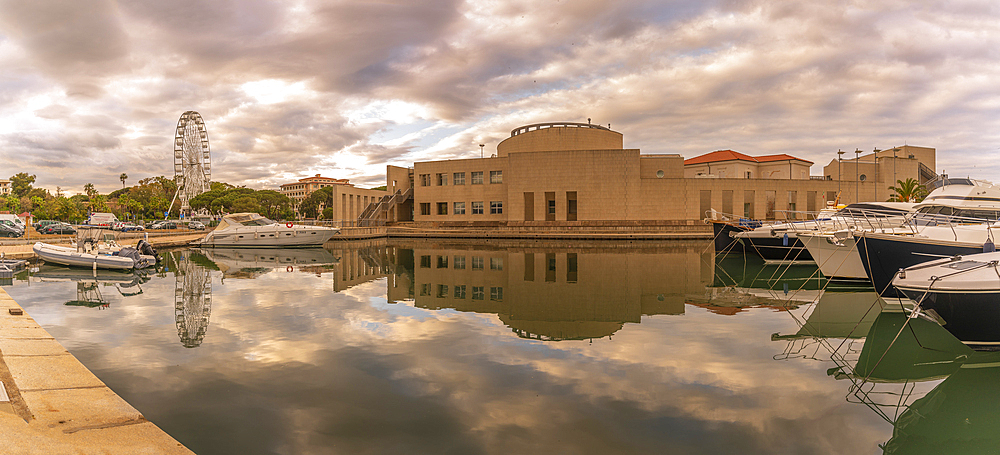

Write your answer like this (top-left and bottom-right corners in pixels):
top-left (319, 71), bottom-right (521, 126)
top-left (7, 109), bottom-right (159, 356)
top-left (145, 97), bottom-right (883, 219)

top-left (472, 201), bottom-right (484, 215)
top-left (472, 286), bottom-right (485, 300)
top-left (420, 255), bottom-right (431, 268)
top-left (420, 203), bottom-right (431, 215)
top-left (545, 192), bottom-right (555, 221)
top-left (454, 202), bottom-right (466, 215)
top-left (453, 172), bottom-right (465, 185)
top-left (437, 202), bottom-right (448, 215)
top-left (472, 256), bottom-right (484, 270)
top-left (420, 283), bottom-right (430, 296)
top-left (454, 285), bottom-right (466, 299)
top-left (436, 173), bottom-right (448, 186)
top-left (437, 256), bottom-right (448, 268)
top-left (490, 201), bottom-right (503, 214)
top-left (437, 284), bottom-right (449, 298)
top-left (567, 192), bottom-right (577, 221)
top-left (420, 174), bottom-right (431, 186)
top-left (472, 171), bottom-right (484, 185)
top-left (453, 256), bottom-right (466, 269)
top-left (490, 170), bottom-right (503, 184)
top-left (490, 287), bottom-right (503, 301)
top-left (490, 257), bottom-right (503, 270)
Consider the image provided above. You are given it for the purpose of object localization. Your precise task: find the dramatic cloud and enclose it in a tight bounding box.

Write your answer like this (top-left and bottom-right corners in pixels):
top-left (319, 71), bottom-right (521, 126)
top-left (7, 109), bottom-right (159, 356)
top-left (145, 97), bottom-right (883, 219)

top-left (2, 0), bottom-right (1000, 193)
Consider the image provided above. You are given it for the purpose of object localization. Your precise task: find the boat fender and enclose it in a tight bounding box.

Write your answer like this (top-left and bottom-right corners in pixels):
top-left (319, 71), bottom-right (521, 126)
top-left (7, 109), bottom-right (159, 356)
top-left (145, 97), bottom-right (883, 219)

top-left (286, 222), bottom-right (293, 228)
top-left (286, 265), bottom-right (293, 272)
top-left (782, 233), bottom-right (789, 246)
top-left (985, 238), bottom-right (996, 253)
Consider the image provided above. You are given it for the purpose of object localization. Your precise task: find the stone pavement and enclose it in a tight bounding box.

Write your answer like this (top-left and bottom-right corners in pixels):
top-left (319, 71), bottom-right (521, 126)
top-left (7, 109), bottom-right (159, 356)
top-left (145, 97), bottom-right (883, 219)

top-left (0, 288), bottom-right (193, 454)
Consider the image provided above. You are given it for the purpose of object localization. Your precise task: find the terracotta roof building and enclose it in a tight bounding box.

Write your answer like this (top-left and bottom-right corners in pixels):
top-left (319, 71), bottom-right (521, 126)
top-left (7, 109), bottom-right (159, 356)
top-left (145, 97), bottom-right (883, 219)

top-left (684, 150), bottom-right (814, 179)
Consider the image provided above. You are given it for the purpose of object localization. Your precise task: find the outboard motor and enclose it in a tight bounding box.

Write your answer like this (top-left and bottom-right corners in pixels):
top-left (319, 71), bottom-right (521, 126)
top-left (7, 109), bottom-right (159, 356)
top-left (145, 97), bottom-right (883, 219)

top-left (114, 247), bottom-right (144, 268)
top-left (136, 239), bottom-right (159, 263)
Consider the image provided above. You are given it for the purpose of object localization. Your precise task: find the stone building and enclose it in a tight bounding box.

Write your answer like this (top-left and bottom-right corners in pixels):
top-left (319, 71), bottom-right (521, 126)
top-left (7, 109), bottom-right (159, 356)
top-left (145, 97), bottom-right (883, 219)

top-left (366, 122), bottom-right (936, 226)
top-left (280, 174), bottom-right (387, 222)
top-left (0, 179), bottom-right (10, 196)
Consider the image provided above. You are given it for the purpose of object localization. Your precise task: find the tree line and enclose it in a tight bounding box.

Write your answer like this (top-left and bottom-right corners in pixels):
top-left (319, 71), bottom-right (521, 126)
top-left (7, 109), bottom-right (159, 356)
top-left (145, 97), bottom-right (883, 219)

top-left (1, 173), bottom-right (296, 223)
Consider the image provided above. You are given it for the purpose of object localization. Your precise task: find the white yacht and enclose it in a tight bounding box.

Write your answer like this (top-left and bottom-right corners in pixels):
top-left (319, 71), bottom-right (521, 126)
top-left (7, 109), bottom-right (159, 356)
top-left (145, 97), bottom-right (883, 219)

top-left (197, 213), bottom-right (340, 247)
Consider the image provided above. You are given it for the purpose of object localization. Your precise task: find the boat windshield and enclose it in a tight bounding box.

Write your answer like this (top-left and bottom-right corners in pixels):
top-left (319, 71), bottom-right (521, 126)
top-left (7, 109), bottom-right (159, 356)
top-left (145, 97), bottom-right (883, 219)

top-left (240, 217), bottom-right (276, 227)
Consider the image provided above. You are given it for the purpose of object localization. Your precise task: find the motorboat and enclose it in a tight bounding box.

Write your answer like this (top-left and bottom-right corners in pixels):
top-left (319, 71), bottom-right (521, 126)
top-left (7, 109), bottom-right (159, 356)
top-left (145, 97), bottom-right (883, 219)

top-left (892, 251), bottom-right (1000, 347)
top-left (33, 242), bottom-right (155, 270)
top-left (711, 202), bottom-right (914, 262)
top-left (196, 213), bottom-right (340, 247)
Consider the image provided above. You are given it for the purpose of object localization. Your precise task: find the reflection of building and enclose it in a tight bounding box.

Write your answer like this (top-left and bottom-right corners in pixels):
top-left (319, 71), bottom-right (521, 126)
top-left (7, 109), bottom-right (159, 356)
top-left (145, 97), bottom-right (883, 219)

top-left (280, 174), bottom-right (387, 222)
top-left (172, 252), bottom-right (213, 348)
top-left (377, 122), bottom-right (936, 226)
top-left (379, 240), bottom-right (709, 341)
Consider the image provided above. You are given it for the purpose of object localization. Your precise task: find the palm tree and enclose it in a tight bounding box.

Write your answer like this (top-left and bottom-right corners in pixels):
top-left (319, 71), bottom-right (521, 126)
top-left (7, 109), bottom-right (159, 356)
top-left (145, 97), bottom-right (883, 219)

top-left (888, 178), bottom-right (928, 202)
top-left (83, 183), bottom-right (96, 199)
top-left (120, 173), bottom-right (128, 189)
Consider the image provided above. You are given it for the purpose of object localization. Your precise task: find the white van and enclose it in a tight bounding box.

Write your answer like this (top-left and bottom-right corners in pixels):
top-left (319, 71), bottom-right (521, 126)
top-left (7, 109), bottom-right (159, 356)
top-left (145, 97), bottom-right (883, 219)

top-left (0, 214), bottom-right (25, 230)
top-left (86, 212), bottom-right (119, 227)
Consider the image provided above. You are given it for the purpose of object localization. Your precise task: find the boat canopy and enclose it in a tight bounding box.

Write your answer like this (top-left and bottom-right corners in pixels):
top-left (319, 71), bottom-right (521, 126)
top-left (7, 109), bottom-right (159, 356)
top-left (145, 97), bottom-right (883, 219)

top-left (218, 213), bottom-right (277, 230)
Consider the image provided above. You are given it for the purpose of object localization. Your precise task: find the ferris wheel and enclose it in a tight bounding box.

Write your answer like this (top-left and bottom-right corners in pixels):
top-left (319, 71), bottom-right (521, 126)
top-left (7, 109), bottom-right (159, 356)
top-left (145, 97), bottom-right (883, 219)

top-left (173, 111), bottom-right (212, 212)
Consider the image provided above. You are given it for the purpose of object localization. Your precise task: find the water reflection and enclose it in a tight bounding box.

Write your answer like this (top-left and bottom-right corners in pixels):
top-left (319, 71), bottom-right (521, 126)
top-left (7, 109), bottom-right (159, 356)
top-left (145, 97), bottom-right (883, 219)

top-left (168, 251), bottom-right (213, 348)
top-left (33, 265), bottom-right (148, 309)
top-left (369, 240), bottom-right (707, 341)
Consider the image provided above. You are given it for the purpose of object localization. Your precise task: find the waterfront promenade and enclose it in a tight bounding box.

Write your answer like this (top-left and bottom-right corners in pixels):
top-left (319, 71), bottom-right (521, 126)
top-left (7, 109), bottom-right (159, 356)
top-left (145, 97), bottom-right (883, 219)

top-left (0, 287), bottom-right (193, 454)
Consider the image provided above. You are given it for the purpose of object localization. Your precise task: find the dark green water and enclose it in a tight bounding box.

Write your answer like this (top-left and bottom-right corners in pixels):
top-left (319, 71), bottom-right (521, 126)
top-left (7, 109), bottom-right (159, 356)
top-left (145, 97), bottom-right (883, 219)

top-left (3, 239), bottom-right (986, 454)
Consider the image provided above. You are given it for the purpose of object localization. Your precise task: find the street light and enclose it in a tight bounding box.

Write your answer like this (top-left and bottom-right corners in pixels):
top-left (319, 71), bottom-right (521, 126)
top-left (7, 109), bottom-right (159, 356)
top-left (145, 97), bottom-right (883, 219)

top-left (837, 149), bottom-right (845, 199)
top-left (855, 149), bottom-right (861, 203)
top-left (873, 148), bottom-right (880, 201)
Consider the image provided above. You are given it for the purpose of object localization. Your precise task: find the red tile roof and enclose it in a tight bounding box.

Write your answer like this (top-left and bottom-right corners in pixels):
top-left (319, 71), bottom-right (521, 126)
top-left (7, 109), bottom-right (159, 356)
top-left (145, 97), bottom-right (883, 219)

top-left (684, 150), bottom-right (813, 165)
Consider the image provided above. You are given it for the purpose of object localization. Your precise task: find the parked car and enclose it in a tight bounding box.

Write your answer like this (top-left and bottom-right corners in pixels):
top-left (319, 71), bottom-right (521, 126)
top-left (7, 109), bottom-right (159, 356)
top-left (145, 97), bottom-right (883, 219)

top-left (187, 221), bottom-right (206, 230)
top-left (114, 221), bottom-right (145, 232)
top-left (149, 221), bottom-right (178, 230)
top-left (0, 222), bottom-right (22, 238)
top-left (40, 223), bottom-right (76, 235)
top-left (33, 220), bottom-right (59, 231)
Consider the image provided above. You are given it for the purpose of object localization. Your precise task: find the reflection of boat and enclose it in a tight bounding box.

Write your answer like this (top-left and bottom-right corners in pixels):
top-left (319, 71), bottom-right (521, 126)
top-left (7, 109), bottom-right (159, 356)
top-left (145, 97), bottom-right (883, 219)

top-left (195, 247), bottom-right (338, 278)
top-left (33, 265), bottom-right (148, 308)
top-left (713, 253), bottom-right (826, 290)
top-left (197, 213), bottom-right (339, 247)
top-left (848, 310), bottom-right (971, 383)
top-left (772, 291), bottom-right (886, 341)
top-left (893, 251), bottom-right (1000, 347)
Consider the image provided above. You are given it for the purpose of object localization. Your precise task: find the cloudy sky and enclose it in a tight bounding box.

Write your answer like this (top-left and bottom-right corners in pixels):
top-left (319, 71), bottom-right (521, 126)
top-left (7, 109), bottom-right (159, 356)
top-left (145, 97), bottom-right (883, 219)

top-left (2, 0), bottom-right (1000, 194)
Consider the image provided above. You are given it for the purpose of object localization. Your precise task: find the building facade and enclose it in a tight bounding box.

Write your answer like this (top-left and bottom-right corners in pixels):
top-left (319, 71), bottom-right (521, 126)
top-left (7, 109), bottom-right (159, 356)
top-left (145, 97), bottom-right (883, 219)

top-left (397, 122), bottom-right (936, 226)
top-left (280, 174), bottom-right (388, 223)
top-left (0, 179), bottom-right (10, 196)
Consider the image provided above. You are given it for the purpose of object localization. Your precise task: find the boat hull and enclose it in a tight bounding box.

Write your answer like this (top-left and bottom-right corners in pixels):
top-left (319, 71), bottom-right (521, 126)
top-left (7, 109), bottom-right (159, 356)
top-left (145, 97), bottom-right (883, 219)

top-left (737, 233), bottom-right (813, 262)
top-left (711, 221), bottom-right (748, 253)
top-left (799, 233), bottom-right (868, 280)
top-left (897, 288), bottom-right (1000, 347)
top-left (856, 233), bottom-right (983, 296)
top-left (33, 242), bottom-right (137, 270)
top-left (198, 225), bottom-right (339, 247)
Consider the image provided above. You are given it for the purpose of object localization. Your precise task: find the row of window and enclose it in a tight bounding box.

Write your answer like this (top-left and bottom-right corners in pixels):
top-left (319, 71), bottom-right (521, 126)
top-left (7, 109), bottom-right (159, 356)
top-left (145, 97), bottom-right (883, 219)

top-left (420, 201), bottom-right (503, 215)
top-left (420, 171), bottom-right (503, 186)
top-left (420, 284), bottom-right (503, 301)
top-left (420, 255), bottom-right (503, 270)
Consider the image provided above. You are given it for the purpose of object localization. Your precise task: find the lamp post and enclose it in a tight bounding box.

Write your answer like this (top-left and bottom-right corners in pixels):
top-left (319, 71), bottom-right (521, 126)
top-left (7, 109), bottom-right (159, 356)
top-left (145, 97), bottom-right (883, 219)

top-left (873, 148), bottom-right (880, 202)
top-left (855, 149), bottom-right (861, 203)
top-left (892, 147), bottom-right (900, 201)
top-left (837, 149), bottom-right (845, 199)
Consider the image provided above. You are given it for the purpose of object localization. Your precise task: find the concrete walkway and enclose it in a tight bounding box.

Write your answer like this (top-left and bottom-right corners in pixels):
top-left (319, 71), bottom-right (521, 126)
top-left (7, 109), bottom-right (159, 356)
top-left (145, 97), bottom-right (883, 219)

top-left (0, 288), bottom-right (193, 454)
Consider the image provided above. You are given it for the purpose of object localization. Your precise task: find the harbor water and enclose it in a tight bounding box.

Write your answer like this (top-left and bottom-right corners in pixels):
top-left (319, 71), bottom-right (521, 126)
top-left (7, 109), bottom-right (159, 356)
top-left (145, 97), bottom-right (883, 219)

top-left (2, 238), bottom-right (986, 454)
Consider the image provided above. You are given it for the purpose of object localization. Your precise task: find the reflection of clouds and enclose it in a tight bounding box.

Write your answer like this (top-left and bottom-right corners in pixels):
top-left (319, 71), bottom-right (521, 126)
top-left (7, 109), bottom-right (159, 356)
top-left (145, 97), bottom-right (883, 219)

top-left (5, 255), bottom-right (890, 454)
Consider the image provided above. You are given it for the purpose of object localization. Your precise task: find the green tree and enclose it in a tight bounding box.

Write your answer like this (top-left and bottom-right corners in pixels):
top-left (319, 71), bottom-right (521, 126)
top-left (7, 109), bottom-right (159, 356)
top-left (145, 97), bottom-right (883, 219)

top-left (888, 178), bottom-right (928, 202)
top-left (299, 187), bottom-right (333, 219)
top-left (83, 183), bottom-right (96, 199)
top-left (120, 173), bottom-right (128, 189)
top-left (9, 172), bottom-right (35, 198)
top-left (2, 195), bottom-right (20, 213)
